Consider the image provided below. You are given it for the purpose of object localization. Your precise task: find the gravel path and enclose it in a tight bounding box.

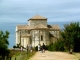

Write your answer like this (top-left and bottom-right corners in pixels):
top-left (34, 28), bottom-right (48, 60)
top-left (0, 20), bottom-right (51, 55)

top-left (29, 51), bottom-right (79, 60)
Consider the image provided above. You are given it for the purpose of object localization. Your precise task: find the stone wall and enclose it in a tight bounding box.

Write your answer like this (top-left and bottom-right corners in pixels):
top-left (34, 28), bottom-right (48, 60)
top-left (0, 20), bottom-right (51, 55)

top-left (28, 20), bottom-right (47, 28)
top-left (16, 28), bottom-right (59, 48)
top-left (31, 30), bottom-right (49, 47)
top-left (16, 31), bottom-right (20, 45)
top-left (49, 30), bottom-right (59, 43)
top-left (45, 30), bottom-right (49, 45)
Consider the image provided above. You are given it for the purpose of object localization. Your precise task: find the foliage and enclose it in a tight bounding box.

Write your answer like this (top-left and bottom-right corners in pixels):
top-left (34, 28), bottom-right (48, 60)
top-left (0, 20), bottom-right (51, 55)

top-left (9, 50), bottom-right (22, 57)
top-left (0, 30), bottom-right (10, 59)
top-left (35, 46), bottom-right (38, 51)
top-left (48, 40), bottom-right (65, 51)
top-left (48, 22), bottom-right (80, 52)
top-left (45, 45), bottom-right (49, 50)
top-left (9, 49), bottom-right (36, 60)
top-left (16, 44), bottom-right (20, 48)
top-left (24, 51), bottom-right (36, 60)
top-left (48, 43), bottom-right (54, 51)
top-left (61, 22), bottom-right (80, 52)
top-left (13, 45), bottom-right (17, 50)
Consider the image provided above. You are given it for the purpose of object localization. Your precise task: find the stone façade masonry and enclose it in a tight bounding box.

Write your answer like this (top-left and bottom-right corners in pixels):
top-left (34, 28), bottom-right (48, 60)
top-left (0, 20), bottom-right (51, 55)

top-left (16, 15), bottom-right (60, 48)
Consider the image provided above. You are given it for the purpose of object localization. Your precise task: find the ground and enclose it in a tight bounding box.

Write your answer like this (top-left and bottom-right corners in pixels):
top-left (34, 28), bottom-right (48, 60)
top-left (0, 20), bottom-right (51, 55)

top-left (29, 51), bottom-right (80, 60)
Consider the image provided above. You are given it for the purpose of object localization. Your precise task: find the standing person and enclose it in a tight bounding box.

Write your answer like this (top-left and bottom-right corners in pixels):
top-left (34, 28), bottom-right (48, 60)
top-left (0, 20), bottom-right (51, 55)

top-left (29, 44), bottom-right (33, 52)
top-left (38, 44), bottom-right (40, 51)
top-left (42, 43), bottom-right (45, 53)
top-left (21, 46), bottom-right (23, 52)
top-left (40, 45), bottom-right (43, 53)
top-left (26, 45), bottom-right (29, 52)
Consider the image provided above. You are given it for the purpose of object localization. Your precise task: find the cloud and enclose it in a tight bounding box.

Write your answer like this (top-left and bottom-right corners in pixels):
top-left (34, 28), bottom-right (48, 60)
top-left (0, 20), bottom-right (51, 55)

top-left (0, 0), bottom-right (80, 23)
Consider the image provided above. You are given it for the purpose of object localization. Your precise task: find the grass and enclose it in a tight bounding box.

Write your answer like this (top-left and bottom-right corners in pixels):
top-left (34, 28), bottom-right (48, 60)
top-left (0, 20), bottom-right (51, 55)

top-left (9, 49), bottom-right (36, 60)
top-left (24, 51), bottom-right (36, 60)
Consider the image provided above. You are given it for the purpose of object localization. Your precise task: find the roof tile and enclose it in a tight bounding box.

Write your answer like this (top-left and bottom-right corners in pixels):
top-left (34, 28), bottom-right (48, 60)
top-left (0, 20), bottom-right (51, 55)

top-left (32, 24), bottom-right (48, 29)
top-left (48, 25), bottom-right (60, 30)
top-left (17, 25), bottom-right (30, 30)
top-left (29, 15), bottom-right (47, 20)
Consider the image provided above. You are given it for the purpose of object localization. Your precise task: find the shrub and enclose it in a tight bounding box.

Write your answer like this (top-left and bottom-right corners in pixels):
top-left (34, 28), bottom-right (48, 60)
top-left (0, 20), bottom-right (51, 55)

top-left (48, 40), bottom-right (65, 51)
top-left (48, 43), bottom-right (54, 51)
top-left (35, 46), bottom-right (38, 51)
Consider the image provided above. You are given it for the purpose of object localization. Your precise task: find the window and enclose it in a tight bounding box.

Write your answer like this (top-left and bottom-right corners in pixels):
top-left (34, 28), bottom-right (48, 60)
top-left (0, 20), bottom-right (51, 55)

top-left (41, 35), bottom-right (43, 41)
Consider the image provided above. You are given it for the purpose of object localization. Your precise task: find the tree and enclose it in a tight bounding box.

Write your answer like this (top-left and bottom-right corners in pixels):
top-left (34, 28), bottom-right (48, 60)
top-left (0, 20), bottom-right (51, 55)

top-left (0, 30), bottom-right (10, 59)
top-left (61, 22), bottom-right (80, 52)
top-left (13, 45), bottom-right (16, 49)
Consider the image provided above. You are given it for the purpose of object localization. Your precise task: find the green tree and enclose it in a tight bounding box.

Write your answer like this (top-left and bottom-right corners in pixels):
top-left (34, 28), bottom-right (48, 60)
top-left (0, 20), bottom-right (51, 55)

top-left (61, 22), bottom-right (80, 52)
top-left (48, 39), bottom-right (65, 51)
top-left (0, 30), bottom-right (10, 59)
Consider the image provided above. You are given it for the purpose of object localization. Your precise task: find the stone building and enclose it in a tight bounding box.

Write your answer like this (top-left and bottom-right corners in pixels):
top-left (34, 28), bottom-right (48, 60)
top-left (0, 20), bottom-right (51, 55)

top-left (16, 15), bottom-right (60, 48)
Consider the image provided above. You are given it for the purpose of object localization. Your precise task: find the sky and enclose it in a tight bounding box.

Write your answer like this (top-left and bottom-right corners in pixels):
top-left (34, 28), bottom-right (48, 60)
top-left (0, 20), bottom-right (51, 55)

top-left (0, 0), bottom-right (80, 48)
top-left (0, 0), bottom-right (80, 23)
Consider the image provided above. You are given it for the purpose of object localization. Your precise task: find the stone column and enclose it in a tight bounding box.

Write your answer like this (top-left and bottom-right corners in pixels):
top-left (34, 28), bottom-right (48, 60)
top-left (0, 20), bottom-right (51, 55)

top-left (45, 30), bottom-right (49, 45)
top-left (16, 31), bottom-right (20, 45)
top-left (21, 38), bottom-right (24, 47)
top-left (16, 31), bottom-right (18, 44)
top-left (44, 30), bottom-right (46, 45)
top-left (24, 38), bottom-right (27, 48)
top-left (57, 31), bottom-right (59, 39)
top-left (35, 35), bottom-right (39, 46)
top-left (34, 30), bottom-right (35, 47)
top-left (38, 30), bottom-right (40, 45)
top-left (31, 30), bottom-right (34, 47)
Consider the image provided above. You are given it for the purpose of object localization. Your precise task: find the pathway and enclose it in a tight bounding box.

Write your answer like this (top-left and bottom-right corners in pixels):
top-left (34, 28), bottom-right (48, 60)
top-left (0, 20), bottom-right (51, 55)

top-left (29, 51), bottom-right (79, 60)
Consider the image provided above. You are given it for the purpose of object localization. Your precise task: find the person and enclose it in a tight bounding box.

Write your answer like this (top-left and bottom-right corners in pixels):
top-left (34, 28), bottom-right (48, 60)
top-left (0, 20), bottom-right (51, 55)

top-left (29, 44), bottom-right (33, 52)
top-left (42, 43), bottom-right (45, 53)
top-left (40, 46), bottom-right (43, 53)
top-left (38, 44), bottom-right (40, 51)
top-left (26, 45), bottom-right (29, 52)
top-left (21, 46), bottom-right (23, 51)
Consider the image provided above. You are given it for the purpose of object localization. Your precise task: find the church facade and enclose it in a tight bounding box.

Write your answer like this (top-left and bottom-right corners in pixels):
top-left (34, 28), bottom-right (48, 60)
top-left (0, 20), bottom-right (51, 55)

top-left (15, 15), bottom-right (60, 48)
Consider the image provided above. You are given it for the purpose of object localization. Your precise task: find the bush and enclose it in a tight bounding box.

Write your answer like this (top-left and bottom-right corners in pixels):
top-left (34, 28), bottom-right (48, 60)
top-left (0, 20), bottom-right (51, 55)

top-left (48, 40), bottom-right (65, 51)
top-left (48, 43), bottom-right (54, 51)
top-left (35, 46), bottom-right (38, 51)
top-left (45, 45), bottom-right (49, 50)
